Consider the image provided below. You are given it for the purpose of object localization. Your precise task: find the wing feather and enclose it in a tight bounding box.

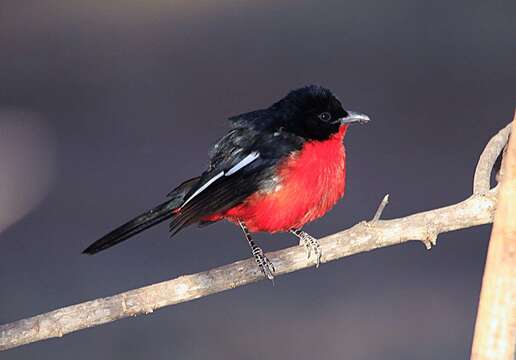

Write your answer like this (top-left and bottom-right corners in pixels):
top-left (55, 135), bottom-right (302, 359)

top-left (167, 126), bottom-right (302, 236)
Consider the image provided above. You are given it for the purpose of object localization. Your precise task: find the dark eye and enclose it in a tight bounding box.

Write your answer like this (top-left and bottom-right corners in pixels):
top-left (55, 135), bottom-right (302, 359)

top-left (318, 112), bottom-right (331, 121)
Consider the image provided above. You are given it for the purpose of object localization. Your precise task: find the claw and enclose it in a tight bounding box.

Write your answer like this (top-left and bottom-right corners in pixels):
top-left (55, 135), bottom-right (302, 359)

top-left (252, 246), bottom-right (276, 282)
top-left (291, 230), bottom-right (322, 268)
top-left (239, 220), bottom-right (276, 284)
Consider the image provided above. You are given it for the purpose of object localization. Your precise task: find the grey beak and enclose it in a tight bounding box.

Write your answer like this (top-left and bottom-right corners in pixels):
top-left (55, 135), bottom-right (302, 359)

top-left (339, 110), bottom-right (371, 125)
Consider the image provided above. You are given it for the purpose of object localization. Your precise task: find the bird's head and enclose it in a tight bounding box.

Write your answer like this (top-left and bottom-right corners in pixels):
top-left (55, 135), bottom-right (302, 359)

top-left (271, 85), bottom-right (370, 141)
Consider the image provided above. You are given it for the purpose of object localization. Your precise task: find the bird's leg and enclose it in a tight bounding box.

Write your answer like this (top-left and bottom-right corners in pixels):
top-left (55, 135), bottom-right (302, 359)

top-left (238, 221), bottom-right (275, 282)
top-left (290, 229), bottom-right (322, 268)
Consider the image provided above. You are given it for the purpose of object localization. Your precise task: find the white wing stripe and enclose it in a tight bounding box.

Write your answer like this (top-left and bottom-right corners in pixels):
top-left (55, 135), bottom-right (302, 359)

top-left (225, 151), bottom-right (260, 176)
top-left (180, 151), bottom-right (260, 208)
top-left (181, 171), bottom-right (224, 207)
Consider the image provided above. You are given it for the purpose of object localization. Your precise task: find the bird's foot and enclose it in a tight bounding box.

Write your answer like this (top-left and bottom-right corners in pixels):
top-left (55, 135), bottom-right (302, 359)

top-left (252, 246), bottom-right (275, 282)
top-left (291, 230), bottom-right (322, 268)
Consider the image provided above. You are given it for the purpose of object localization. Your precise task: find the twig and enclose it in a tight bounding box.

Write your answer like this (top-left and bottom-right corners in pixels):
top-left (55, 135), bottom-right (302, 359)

top-left (473, 123), bottom-right (512, 194)
top-left (470, 112), bottom-right (516, 360)
top-left (0, 123), bottom-right (511, 352)
top-left (371, 194), bottom-right (390, 222)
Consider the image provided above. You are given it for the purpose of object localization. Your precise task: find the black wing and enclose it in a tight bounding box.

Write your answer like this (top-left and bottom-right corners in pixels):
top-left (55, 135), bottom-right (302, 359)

top-left (168, 127), bottom-right (303, 235)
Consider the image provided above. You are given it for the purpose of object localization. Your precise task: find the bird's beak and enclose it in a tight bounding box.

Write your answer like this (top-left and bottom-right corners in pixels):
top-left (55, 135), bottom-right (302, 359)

top-left (339, 111), bottom-right (371, 125)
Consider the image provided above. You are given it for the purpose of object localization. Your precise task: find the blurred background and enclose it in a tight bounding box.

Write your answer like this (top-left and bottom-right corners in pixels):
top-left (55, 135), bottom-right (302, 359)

top-left (0, 0), bottom-right (515, 358)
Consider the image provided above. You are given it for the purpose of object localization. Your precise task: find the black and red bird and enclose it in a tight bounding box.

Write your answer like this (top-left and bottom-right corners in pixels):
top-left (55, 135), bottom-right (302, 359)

top-left (83, 85), bottom-right (370, 280)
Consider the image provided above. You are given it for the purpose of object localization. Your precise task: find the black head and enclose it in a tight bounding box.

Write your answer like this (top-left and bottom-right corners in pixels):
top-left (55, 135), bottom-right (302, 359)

top-left (270, 85), bottom-right (370, 141)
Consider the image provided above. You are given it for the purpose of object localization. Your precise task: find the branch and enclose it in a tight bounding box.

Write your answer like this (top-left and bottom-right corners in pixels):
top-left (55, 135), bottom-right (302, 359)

top-left (473, 123), bottom-right (512, 194)
top-left (0, 123), bottom-right (511, 352)
top-left (471, 112), bottom-right (516, 360)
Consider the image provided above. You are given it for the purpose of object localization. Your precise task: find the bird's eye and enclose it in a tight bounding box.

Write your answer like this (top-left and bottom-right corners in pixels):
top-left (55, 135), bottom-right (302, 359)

top-left (318, 112), bottom-right (331, 121)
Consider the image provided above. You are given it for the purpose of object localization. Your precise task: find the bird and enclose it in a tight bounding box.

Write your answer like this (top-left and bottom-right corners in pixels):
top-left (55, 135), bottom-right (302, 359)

top-left (83, 85), bottom-right (370, 281)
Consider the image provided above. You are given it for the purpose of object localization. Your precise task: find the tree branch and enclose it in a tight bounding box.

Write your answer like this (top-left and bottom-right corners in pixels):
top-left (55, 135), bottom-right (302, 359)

top-left (473, 123), bottom-right (512, 195)
top-left (0, 123), bottom-right (511, 352)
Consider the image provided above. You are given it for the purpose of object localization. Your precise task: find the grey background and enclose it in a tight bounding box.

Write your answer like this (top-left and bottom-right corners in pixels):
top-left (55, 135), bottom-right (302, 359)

top-left (0, 0), bottom-right (515, 359)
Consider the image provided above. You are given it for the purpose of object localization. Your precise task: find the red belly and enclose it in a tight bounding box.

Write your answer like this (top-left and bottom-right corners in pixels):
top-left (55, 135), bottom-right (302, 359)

top-left (205, 126), bottom-right (348, 233)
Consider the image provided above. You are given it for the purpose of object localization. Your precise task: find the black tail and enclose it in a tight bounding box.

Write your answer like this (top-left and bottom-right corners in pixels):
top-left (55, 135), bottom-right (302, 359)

top-left (82, 200), bottom-right (176, 254)
top-left (83, 177), bottom-right (200, 255)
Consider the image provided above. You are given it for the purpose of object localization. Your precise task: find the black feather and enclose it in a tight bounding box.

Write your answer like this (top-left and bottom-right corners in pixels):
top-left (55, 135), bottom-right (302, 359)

top-left (82, 200), bottom-right (175, 254)
top-left (83, 177), bottom-right (200, 254)
top-left (166, 125), bottom-right (302, 236)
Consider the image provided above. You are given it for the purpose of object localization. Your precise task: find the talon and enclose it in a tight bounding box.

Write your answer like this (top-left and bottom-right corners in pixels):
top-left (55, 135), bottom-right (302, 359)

top-left (315, 251), bottom-right (321, 268)
top-left (267, 258), bottom-right (276, 273)
top-left (239, 220), bottom-right (275, 283)
top-left (253, 247), bottom-right (276, 281)
top-left (291, 230), bottom-right (322, 268)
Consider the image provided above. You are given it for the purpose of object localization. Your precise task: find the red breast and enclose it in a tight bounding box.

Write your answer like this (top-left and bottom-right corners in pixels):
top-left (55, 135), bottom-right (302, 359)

top-left (205, 125), bottom-right (348, 232)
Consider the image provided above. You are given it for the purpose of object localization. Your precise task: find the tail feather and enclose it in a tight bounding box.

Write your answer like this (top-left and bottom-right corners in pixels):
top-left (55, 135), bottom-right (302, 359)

top-left (82, 200), bottom-right (176, 254)
top-left (83, 176), bottom-right (200, 255)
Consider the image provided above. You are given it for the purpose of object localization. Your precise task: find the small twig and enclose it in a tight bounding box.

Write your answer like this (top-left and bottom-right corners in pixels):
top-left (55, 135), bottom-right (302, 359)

top-left (473, 123), bottom-right (512, 194)
top-left (371, 194), bottom-right (390, 222)
top-left (0, 123), bottom-right (511, 352)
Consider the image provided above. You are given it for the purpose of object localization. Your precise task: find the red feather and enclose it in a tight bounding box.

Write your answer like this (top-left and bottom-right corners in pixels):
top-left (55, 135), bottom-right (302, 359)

top-left (203, 125), bottom-right (348, 232)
